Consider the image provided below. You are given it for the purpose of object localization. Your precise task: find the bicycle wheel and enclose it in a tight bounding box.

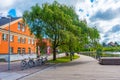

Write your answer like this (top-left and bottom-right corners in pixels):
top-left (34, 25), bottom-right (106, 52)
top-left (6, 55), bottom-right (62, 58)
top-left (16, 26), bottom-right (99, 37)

top-left (21, 60), bottom-right (27, 70)
top-left (36, 59), bottom-right (42, 66)
top-left (28, 60), bottom-right (35, 68)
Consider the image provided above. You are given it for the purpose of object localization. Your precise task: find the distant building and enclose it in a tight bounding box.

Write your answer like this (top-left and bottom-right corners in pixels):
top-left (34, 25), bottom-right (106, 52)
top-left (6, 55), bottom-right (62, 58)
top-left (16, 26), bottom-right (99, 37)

top-left (108, 42), bottom-right (116, 47)
top-left (36, 38), bottom-right (52, 56)
top-left (0, 17), bottom-right (36, 61)
top-left (107, 41), bottom-right (120, 47)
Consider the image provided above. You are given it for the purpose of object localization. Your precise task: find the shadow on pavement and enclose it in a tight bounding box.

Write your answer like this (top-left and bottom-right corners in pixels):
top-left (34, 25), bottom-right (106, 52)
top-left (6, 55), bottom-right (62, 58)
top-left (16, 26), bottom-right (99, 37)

top-left (0, 62), bottom-right (21, 72)
top-left (57, 60), bottom-right (94, 67)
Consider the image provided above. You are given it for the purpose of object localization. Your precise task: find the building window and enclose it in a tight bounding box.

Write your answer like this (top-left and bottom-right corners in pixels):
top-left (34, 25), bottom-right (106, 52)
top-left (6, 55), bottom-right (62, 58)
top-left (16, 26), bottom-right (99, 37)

top-left (22, 25), bottom-right (25, 32)
top-left (28, 48), bottom-right (31, 54)
top-left (22, 38), bottom-right (26, 43)
top-left (10, 35), bottom-right (14, 42)
top-left (28, 38), bottom-right (31, 44)
top-left (18, 36), bottom-right (21, 43)
top-left (32, 39), bottom-right (34, 45)
top-left (22, 48), bottom-right (25, 54)
top-left (2, 33), bottom-right (8, 41)
top-left (10, 47), bottom-right (13, 54)
top-left (18, 22), bottom-right (21, 30)
top-left (17, 47), bottom-right (21, 54)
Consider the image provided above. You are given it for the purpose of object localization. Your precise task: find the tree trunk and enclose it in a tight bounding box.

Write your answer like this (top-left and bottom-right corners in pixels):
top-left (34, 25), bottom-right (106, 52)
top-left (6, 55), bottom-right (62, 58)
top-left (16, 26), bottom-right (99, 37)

top-left (53, 47), bottom-right (56, 60)
top-left (37, 46), bottom-right (40, 58)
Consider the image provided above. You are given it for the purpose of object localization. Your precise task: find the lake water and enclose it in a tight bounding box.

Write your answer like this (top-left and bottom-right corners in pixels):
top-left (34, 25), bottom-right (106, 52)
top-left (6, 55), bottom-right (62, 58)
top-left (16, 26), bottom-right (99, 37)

top-left (105, 52), bottom-right (120, 54)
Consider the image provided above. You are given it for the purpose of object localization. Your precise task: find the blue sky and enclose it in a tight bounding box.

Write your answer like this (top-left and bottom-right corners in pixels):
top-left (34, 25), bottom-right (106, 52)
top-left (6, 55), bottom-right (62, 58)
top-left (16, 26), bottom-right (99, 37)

top-left (0, 0), bottom-right (120, 43)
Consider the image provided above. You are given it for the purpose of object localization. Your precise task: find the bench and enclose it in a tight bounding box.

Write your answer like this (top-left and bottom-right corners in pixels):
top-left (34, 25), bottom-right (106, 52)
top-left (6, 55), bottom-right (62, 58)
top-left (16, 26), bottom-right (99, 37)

top-left (99, 57), bottom-right (120, 65)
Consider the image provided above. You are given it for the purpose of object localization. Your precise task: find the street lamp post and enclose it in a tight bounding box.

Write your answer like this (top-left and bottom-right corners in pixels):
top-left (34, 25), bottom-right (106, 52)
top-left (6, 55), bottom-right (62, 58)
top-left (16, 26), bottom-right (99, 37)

top-left (8, 16), bottom-right (11, 70)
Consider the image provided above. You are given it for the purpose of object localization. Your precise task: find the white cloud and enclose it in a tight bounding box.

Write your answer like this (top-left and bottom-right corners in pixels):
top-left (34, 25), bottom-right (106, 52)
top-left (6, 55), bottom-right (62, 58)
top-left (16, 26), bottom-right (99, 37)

top-left (83, 0), bottom-right (120, 43)
top-left (0, 0), bottom-right (16, 9)
top-left (107, 32), bottom-right (120, 42)
top-left (75, 0), bottom-right (92, 19)
top-left (0, 0), bottom-right (120, 43)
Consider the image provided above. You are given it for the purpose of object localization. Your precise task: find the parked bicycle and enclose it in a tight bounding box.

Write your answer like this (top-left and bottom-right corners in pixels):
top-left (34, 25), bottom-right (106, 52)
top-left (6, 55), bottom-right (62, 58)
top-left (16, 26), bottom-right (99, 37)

top-left (20, 56), bottom-right (48, 70)
top-left (35, 58), bottom-right (42, 66)
top-left (28, 57), bottom-right (35, 68)
top-left (41, 56), bottom-right (48, 64)
top-left (20, 59), bottom-right (28, 70)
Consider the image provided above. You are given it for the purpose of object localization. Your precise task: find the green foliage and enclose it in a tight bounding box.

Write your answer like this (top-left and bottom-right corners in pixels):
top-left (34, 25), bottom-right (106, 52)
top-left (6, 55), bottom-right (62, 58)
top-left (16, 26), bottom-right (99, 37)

top-left (23, 1), bottom-right (100, 60)
top-left (102, 46), bottom-right (120, 51)
top-left (102, 53), bottom-right (120, 57)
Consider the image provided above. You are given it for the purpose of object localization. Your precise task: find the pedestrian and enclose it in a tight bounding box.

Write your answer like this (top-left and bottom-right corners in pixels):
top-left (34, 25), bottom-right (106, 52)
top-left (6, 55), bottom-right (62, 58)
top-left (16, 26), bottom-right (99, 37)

top-left (65, 52), bottom-right (69, 56)
top-left (71, 51), bottom-right (74, 56)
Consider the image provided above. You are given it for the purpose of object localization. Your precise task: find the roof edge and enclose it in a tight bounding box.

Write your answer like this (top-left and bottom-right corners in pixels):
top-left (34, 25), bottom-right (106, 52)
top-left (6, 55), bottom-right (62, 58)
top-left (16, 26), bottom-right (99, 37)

top-left (0, 18), bottom-right (22, 28)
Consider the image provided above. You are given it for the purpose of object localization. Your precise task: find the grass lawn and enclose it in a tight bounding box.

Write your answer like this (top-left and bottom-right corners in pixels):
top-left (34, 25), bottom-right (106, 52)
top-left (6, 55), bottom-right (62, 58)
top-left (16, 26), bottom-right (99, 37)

top-left (48, 54), bottom-right (80, 64)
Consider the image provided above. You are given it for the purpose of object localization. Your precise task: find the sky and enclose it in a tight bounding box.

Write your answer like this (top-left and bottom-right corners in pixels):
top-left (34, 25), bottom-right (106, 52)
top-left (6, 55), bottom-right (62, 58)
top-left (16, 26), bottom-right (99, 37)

top-left (0, 0), bottom-right (120, 44)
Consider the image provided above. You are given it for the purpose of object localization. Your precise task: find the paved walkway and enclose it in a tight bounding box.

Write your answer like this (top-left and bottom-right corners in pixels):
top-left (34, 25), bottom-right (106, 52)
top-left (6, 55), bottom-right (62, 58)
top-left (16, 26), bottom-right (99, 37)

top-left (0, 53), bottom-right (65, 80)
top-left (19, 55), bottom-right (120, 80)
top-left (1, 54), bottom-right (120, 80)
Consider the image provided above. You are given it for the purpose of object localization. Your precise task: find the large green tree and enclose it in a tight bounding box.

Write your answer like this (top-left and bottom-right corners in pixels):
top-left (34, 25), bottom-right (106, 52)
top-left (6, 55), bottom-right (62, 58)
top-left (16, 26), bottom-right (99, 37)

top-left (23, 1), bottom-right (100, 60)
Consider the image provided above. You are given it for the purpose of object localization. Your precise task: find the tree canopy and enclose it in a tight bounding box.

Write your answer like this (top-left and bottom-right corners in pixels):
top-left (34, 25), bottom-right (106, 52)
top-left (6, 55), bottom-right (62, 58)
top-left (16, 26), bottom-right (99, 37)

top-left (23, 1), bottom-right (100, 60)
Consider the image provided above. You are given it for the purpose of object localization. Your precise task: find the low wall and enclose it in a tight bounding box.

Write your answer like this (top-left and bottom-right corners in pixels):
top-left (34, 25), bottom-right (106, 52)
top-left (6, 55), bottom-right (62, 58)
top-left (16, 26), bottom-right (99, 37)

top-left (0, 53), bottom-right (66, 62)
top-left (99, 57), bottom-right (120, 65)
top-left (0, 54), bottom-right (36, 62)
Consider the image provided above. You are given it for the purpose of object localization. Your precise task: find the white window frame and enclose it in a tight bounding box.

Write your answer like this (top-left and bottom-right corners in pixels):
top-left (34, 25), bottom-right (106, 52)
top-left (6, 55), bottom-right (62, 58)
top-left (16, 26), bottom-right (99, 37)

top-left (18, 36), bottom-right (21, 43)
top-left (28, 48), bottom-right (31, 54)
top-left (2, 33), bottom-right (7, 41)
top-left (18, 23), bottom-right (21, 30)
top-left (10, 35), bottom-right (14, 42)
top-left (22, 25), bottom-right (25, 32)
top-left (32, 39), bottom-right (34, 44)
top-left (22, 48), bottom-right (25, 54)
top-left (22, 38), bottom-right (26, 43)
top-left (28, 38), bottom-right (31, 44)
top-left (17, 47), bottom-right (21, 54)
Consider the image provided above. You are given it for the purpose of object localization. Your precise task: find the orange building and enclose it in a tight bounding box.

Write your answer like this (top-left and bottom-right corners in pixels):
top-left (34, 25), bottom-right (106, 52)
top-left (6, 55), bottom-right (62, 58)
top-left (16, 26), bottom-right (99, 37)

top-left (0, 17), bottom-right (36, 61)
